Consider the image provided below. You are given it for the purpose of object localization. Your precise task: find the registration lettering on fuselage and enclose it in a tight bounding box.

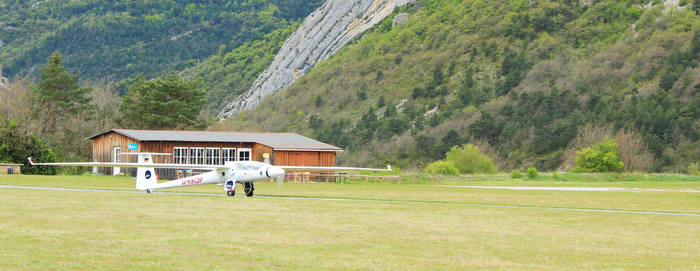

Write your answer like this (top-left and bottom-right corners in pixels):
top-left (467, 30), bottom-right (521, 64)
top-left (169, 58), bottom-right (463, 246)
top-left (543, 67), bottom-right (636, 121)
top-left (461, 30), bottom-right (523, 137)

top-left (182, 176), bottom-right (204, 185)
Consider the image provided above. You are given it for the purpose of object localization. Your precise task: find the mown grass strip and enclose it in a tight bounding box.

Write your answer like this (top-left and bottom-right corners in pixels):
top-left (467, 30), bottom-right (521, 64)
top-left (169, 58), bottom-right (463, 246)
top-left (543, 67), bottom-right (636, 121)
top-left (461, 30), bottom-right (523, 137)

top-left (2, 185), bottom-right (698, 217)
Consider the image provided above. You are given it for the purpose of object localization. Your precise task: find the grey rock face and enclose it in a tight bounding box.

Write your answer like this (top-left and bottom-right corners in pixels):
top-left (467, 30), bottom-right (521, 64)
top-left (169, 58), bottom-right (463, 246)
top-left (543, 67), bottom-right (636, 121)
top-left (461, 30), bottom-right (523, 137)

top-left (218, 0), bottom-right (414, 119)
top-left (392, 13), bottom-right (409, 28)
top-left (0, 64), bottom-right (7, 90)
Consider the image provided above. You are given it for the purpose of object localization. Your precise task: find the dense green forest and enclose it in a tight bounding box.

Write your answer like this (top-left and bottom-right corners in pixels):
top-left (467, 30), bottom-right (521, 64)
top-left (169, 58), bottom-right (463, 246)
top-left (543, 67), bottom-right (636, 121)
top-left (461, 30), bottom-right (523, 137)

top-left (0, 0), bottom-right (323, 96)
top-left (212, 0), bottom-right (700, 173)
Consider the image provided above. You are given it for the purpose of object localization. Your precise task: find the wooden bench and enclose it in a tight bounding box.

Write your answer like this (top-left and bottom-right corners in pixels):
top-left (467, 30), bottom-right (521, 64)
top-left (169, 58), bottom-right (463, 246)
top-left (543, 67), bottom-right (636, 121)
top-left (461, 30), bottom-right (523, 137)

top-left (176, 169), bottom-right (193, 179)
top-left (293, 172), bottom-right (310, 183)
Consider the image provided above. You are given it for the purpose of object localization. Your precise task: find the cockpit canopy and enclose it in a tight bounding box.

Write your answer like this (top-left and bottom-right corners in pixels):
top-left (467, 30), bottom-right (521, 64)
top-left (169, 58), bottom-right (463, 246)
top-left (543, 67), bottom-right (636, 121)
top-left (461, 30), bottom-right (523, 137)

top-left (232, 161), bottom-right (268, 170)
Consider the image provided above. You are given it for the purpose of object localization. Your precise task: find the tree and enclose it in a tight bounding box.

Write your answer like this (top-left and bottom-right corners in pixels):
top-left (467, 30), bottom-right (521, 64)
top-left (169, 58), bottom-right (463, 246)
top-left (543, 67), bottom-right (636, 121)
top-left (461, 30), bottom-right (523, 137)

top-left (377, 95), bottom-right (386, 107)
top-left (315, 95), bottom-right (323, 107)
top-left (615, 129), bottom-right (653, 172)
top-left (0, 118), bottom-right (57, 175)
top-left (571, 138), bottom-right (624, 173)
top-left (31, 52), bottom-right (93, 136)
top-left (117, 74), bottom-right (208, 130)
top-left (445, 144), bottom-right (497, 174)
top-left (309, 115), bottom-right (324, 130)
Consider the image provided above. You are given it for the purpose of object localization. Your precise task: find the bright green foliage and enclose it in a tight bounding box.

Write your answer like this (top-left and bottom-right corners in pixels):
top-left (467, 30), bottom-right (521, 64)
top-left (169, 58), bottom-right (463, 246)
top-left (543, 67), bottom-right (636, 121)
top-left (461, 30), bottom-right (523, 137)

top-left (116, 74), bottom-right (207, 130)
top-left (511, 169), bottom-right (523, 179)
top-left (527, 167), bottom-right (538, 179)
top-left (571, 139), bottom-right (624, 173)
top-left (31, 52), bottom-right (94, 136)
top-left (0, 118), bottom-right (57, 175)
top-left (424, 160), bottom-right (459, 176)
top-left (445, 144), bottom-right (497, 174)
top-left (688, 162), bottom-right (700, 176)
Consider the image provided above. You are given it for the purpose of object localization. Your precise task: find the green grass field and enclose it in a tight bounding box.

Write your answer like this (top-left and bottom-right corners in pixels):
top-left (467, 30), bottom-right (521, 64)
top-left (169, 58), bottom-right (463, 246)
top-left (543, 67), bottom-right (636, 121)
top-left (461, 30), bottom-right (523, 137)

top-left (0, 173), bottom-right (698, 269)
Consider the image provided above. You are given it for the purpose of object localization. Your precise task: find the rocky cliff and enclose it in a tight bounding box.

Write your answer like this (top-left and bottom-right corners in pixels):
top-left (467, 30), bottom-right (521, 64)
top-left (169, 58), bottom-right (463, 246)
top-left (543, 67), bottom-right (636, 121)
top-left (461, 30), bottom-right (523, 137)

top-left (0, 64), bottom-right (8, 90)
top-left (218, 0), bottom-right (414, 119)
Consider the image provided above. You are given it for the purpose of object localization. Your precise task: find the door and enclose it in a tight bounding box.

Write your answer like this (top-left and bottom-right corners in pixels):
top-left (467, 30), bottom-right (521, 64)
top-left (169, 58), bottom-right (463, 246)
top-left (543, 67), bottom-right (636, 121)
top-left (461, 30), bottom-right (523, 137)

top-left (113, 147), bottom-right (121, 175)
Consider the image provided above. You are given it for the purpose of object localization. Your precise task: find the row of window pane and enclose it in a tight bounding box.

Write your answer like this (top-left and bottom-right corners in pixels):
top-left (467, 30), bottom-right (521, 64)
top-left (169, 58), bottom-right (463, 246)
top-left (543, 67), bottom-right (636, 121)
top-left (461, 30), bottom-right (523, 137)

top-left (173, 147), bottom-right (251, 165)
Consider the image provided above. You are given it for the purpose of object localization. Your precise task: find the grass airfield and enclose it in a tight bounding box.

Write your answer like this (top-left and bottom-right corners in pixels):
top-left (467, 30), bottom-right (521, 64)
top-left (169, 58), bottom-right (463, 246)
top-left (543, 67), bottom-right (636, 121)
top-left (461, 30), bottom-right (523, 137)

top-left (0, 174), bottom-right (698, 270)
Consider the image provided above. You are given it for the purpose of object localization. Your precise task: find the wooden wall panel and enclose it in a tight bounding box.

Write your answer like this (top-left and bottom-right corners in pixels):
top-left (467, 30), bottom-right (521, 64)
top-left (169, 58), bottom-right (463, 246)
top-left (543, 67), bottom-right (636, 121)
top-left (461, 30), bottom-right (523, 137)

top-left (254, 144), bottom-right (274, 162)
top-left (320, 152), bottom-right (336, 167)
top-left (92, 131), bottom-right (140, 175)
top-left (286, 152), bottom-right (320, 166)
top-left (274, 151), bottom-right (289, 166)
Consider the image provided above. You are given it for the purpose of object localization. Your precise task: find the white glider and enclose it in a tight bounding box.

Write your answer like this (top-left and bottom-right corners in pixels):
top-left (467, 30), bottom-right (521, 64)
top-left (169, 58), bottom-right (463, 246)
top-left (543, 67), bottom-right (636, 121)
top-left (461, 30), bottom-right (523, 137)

top-left (27, 153), bottom-right (390, 197)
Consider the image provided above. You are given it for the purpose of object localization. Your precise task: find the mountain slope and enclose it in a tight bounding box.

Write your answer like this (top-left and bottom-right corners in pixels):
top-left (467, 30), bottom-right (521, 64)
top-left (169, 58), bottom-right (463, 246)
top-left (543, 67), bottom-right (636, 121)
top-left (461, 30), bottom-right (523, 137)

top-left (211, 0), bottom-right (700, 173)
top-left (0, 0), bottom-right (324, 90)
top-left (217, 0), bottom-right (415, 119)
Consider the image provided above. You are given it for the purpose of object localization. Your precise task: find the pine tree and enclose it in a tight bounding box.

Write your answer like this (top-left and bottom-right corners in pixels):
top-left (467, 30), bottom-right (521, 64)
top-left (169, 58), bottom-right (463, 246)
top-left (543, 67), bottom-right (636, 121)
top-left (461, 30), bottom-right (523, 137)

top-left (116, 73), bottom-right (208, 130)
top-left (31, 52), bottom-right (93, 136)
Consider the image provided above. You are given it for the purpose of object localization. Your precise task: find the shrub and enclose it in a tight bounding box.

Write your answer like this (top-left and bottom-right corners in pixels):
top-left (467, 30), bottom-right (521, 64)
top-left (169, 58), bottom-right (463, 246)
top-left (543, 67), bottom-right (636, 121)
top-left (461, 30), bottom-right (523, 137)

top-left (510, 169), bottom-right (522, 179)
top-left (0, 119), bottom-right (58, 175)
top-left (445, 144), bottom-right (497, 174)
top-left (571, 138), bottom-right (624, 173)
top-left (424, 160), bottom-right (459, 176)
top-left (527, 167), bottom-right (538, 179)
top-left (553, 171), bottom-right (560, 179)
top-left (688, 162), bottom-right (700, 176)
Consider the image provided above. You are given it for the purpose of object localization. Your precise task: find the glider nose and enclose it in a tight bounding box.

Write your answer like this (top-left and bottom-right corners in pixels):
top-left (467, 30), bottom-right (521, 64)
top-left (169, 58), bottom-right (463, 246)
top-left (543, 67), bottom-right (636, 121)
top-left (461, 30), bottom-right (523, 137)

top-left (266, 166), bottom-right (285, 179)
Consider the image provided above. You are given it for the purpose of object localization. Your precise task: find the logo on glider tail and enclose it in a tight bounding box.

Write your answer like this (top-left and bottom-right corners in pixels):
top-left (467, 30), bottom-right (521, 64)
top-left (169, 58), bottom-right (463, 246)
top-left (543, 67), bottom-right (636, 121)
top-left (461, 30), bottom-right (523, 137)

top-left (145, 170), bottom-right (152, 179)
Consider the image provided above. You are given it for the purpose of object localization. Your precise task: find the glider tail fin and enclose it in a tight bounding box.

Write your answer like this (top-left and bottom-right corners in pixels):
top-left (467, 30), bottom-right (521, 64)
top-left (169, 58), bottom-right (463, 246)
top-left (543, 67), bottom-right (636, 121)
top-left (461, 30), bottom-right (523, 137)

top-left (135, 154), bottom-right (158, 190)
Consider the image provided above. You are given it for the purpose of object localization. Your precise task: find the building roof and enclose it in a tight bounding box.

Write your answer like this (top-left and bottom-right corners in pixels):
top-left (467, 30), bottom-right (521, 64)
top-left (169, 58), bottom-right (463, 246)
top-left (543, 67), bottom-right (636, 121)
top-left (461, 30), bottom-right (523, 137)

top-left (87, 129), bottom-right (343, 152)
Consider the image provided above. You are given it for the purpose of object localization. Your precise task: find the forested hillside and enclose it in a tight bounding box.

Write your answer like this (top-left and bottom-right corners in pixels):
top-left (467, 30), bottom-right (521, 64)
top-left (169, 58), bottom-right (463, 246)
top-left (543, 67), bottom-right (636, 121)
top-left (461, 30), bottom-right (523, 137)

top-left (184, 24), bottom-right (298, 116)
top-left (212, 0), bottom-right (700, 173)
top-left (0, 0), bottom-right (323, 94)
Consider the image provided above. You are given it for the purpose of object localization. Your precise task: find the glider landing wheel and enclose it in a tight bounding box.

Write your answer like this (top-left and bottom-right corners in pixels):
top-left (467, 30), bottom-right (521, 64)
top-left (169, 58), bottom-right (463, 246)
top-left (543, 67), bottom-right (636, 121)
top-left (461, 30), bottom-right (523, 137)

top-left (146, 189), bottom-right (151, 194)
top-left (244, 182), bottom-right (254, 197)
top-left (227, 191), bottom-right (235, 197)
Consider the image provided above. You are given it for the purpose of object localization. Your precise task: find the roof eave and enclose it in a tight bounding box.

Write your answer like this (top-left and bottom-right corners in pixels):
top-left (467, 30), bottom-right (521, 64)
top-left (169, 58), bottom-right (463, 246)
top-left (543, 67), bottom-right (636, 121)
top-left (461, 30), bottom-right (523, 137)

top-left (84, 129), bottom-right (117, 140)
top-left (273, 148), bottom-right (344, 152)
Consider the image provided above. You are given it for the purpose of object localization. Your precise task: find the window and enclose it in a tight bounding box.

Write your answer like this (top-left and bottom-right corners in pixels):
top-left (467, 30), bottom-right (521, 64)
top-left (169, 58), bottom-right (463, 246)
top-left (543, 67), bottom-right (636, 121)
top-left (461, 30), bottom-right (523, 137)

top-left (206, 148), bottom-right (221, 165)
top-left (190, 148), bottom-right (204, 164)
top-left (174, 147), bottom-right (188, 164)
top-left (238, 148), bottom-right (251, 161)
top-left (222, 148), bottom-right (236, 163)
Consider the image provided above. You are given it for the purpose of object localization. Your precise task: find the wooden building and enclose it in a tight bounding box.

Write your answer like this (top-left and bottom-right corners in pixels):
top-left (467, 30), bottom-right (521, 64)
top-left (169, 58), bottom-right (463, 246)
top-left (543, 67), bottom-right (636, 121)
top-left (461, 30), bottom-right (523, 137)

top-left (0, 164), bottom-right (22, 174)
top-left (87, 129), bottom-right (343, 180)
